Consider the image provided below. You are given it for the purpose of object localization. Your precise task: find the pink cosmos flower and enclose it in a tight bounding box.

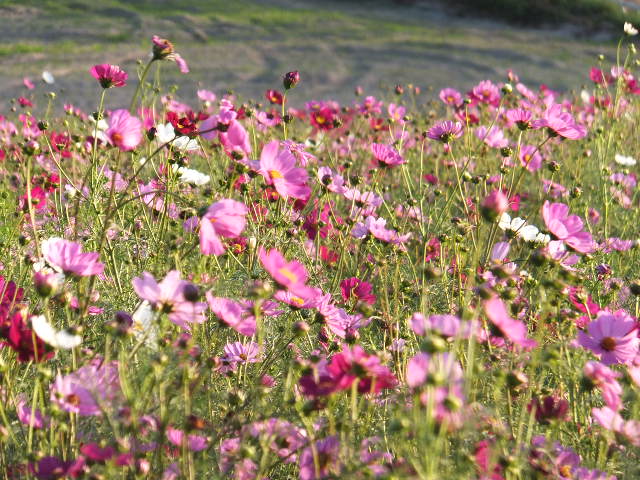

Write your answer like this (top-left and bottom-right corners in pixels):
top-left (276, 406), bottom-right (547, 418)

top-left (532, 104), bottom-right (587, 140)
top-left (50, 361), bottom-right (121, 416)
top-left (41, 237), bottom-right (104, 277)
top-left (371, 143), bottom-right (405, 167)
top-left (222, 341), bottom-right (261, 364)
top-left (317, 166), bottom-right (346, 194)
top-left (106, 109), bottom-right (143, 151)
top-left (132, 271), bottom-right (207, 329)
top-left (351, 216), bottom-right (411, 249)
top-left (258, 247), bottom-right (316, 299)
top-left (328, 344), bottom-right (397, 394)
top-left (199, 199), bottom-right (248, 255)
top-left (519, 144), bottom-right (542, 171)
top-left (426, 120), bottom-right (464, 143)
top-left (439, 87), bottom-right (462, 107)
top-left (258, 140), bottom-right (310, 200)
top-left (542, 201), bottom-right (595, 253)
top-left (166, 426), bottom-right (209, 452)
top-left (469, 80), bottom-right (501, 107)
top-left (577, 310), bottom-right (639, 365)
top-left (583, 361), bottom-right (623, 410)
top-left (387, 103), bottom-right (406, 122)
top-left (476, 126), bottom-right (509, 148)
top-left (506, 108), bottom-right (533, 130)
top-left (16, 394), bottom-right (49, 428)
top-left (151, 35), bottom-right (189, 73)
top-left (299, 436), bottom-right (341, 480)
top-left (205, 294), bottom-right (256, 336)
top-left (592, 406), bottom-right (640, 446)
top-left (89, 64), bottom-right (128, 88)
top-left (484, 296), bottom-right (537, 350)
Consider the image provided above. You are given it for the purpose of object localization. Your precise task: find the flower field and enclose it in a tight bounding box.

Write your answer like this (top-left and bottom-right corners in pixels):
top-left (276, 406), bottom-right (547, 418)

top-left (2, 27), bottom-right (640, 479)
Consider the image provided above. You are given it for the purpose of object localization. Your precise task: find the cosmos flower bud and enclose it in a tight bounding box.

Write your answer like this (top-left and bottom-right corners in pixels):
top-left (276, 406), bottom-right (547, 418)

top-left (34, 271), bottom-right (64, 298)
top-left (283, 71), bottom-right (300, 90)
top-left (481, 190), bottom-right (509, 222)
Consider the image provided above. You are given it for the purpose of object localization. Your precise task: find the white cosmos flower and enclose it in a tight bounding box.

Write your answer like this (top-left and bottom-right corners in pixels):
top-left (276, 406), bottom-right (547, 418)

top-left (156, 123), bottom-right (198, 151)
top-left (171, 165), bottom-right (210, 186)
top-left (132, 301), bottom-right (158, 348)
top-left (534, 233), bottom-right (551, 245)
top-left (614, 153), bottom-right (636, 166)
top-left (31, 315), bottom-right (81, 349)
top-left (498, 213), bottom-right (541, 241)
top-left (42, 71), bottom-right (55, 84)
top-left (624, 22), bottom-right (638, 36)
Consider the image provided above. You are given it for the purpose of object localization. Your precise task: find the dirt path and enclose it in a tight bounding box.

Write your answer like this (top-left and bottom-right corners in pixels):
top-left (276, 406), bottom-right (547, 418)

top-left (0, 0), bottom-right (619, 112)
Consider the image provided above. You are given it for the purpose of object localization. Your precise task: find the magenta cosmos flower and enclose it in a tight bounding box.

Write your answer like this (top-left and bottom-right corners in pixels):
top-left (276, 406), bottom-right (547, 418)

top-left (132, 270), bottom-right (207, 329)
top-left (41, 237), bottom-right (104, 277)
top-left (532, 104), bottom-right (587, 140)
top-left (426, 120), bottom-right (464, 143)
top-left (258, 140), bottom-right (310, 200)
top-left (484, 296), bottom-right (537, 350)
top-left (258, 247), bottom-right (316, 299)
top-left (89, 64), bottom-right (128, 88)
top-left (542, 201), bottom-right (595, 253)
top-left (439, 87), bottom-right (462, 107)
top-left (199, 199), bottom-right (248, 255)
top-left (328, 344), bottom-right (397, 394)
top-left (578, 311), bottom-right (639, 365)
top-left (106, 109), bottom-right (143, 151)
top-left (371, 143), bottom-right (405, 167)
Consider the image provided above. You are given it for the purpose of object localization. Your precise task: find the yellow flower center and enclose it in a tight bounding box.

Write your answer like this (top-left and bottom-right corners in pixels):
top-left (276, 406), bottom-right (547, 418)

top-left (278, 267), bottom-right (298, 283)
top-left (270, 170), bottom-right (284, 179)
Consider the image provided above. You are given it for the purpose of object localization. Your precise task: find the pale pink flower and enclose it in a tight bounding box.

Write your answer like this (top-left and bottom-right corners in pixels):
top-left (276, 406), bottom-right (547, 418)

top-left (106, 109), bottom-right (143, 151)
top-left (258, 140), bottom-right (310, 200)
top-left (199, 199), bottom-right (248, 255)
top-left (41, 237), bottom-right (104, 277)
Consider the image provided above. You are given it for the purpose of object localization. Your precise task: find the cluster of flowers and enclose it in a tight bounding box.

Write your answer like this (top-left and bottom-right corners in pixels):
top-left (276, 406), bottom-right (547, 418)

top-left (2, 28), bottom-right (640, 479)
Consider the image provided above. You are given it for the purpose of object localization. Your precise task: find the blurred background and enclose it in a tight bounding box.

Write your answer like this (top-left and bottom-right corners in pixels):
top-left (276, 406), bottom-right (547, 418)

top-left (1, 0), bottom-right (637, 109)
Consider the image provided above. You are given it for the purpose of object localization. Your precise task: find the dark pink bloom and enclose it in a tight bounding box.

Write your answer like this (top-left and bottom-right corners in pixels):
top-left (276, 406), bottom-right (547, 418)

top-left (577, 311), bottom-right (639, 365)
top-left (532, 104), bottom-right (587, 140)
top-left (328, 344), bottom-right (397, 394)
top-left (340, 277), bottom-right (376, 305)
top-left (80, 443), bottom-right (116, 462)
top-left (258, 140), bottom-right (310, 200)
top-left (427, 120), bottom-right (464, 143)
top-left (199, 199), bottom-right (248, 255)
top-left (542, 201), bottom-right (595, 253)
top-left (89, 64), bottom-right (128, 88)
top-left (41, 237), bottom-right (104, 277)
top-left (483, 296), bottom-right (537, 350)
top-left (106, 109), bottom-right (143, 151)
top-left (527, 395), bottom-right (569, 424)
